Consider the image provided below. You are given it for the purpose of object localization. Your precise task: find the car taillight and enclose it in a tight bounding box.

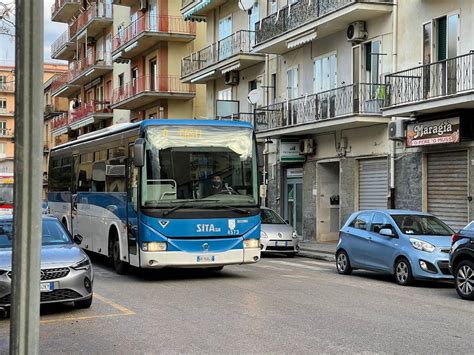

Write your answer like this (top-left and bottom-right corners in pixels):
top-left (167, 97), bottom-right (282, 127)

top-left (451, 233), bottom-right (460, 245)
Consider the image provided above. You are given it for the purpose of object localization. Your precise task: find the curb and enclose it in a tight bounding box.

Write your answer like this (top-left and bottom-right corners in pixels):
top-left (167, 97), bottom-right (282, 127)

top-left (297, 250), bottom-right (335, 262)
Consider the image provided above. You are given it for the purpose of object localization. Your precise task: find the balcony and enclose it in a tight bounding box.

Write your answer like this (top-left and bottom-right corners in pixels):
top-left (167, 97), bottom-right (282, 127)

top-left (51, 113), bottom-right (69, 136)
top-left (112, 75), bottom-right (195, 110)
top-left (51, 29), bottom-right (75, 61)
top-left (69, 100), bottom-right (112, 130)
top-left (69, 2), bottom-right (113, 40)
top-left (44, 97), bottom-right (69, 119)
top-left (51, 0), bottom-right (80, 23)
top-left (181, 30), bottom-right (265, 84)
top-left (384, 53), bottom-right (474, 117)
top-left (112, 14), bottom-right (196, 60)
top-left (50, 72), bottom-right (80, 98)
top-left (181, 0), bottom-right (227, 20)
top-left (254, 0), bottom-right (393, 54)
top-left (0, 82), bottom-right (14, 93)
top-left (0, 128), bottom-right (14, 139)
top-left (255, 83), bottom-right (389, 137)
top-left (69, 52), bottom-right (113, 86)
top-left (0, 108), bottom-right (14, 117)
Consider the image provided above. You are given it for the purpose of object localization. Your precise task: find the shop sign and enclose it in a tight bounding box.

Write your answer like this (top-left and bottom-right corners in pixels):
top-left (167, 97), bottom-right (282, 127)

top-left (287, 168), bottom-right (303, 178)
top-left (406, 117), bottom-right (460, 147)
top-left (280, 140), bottom-right (305, 162)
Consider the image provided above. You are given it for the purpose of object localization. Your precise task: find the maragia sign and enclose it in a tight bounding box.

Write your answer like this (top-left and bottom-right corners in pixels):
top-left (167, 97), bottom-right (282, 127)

top-left (406, 117), bottom-right (460, 147)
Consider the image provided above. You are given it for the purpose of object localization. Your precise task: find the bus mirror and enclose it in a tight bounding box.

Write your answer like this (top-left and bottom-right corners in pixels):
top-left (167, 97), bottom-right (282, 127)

top-left (134, 138), bottom-right (145, 167)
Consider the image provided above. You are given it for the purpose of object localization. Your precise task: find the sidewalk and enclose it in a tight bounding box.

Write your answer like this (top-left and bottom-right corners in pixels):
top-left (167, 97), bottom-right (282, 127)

top-left (298, 240), bottom-right (337, 262)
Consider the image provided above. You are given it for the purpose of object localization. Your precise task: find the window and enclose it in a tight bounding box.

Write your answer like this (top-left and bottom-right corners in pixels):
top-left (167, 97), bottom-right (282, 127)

top-left (149, 59), bottom-right (157, 91)
top-left (271, 73), bottom-right (277, 104)
top-left (269, 0), bottom-right (277, 14)
top-left (422, 22), bottom-right (432, 65)
top-left (349, 212), bottom-right (373, 231)
top-left (248, 1), bottom-right (259, 33)
top-left (314, 52), bottom-right (337, 93)
top-left (118, 73), bottom-right (124, 88)
top-left (287, 67), bottom-right (298, 100)
top-left (218, 88), bottom-right (232, 101)
top-left (364, 40), bottom-right (382, 84)
top-left (0, 76), bottom-right (6, 90)
top-left (106, 157), bottom-right (126, 192)
top-left (0, 98), bottom-right (6, 112)
top-left (0, 121), bottom-right (6, 136)
top-left (108, 146), bottom-right (126, 159)
top-left (370, 213), bottom-right (394, 234)
top-left (0, 143), bottom-right (5, 154)
top-left (219, 15), bottom-right (233, 60)
top-left (219, 15), bottom-right (232, 41)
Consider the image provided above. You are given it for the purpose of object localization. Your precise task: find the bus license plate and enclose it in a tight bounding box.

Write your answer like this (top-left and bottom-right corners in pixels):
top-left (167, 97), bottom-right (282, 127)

top-left (40, 282), bottom-right (54, 292)
top-left (196, 255), bottom-right (215, 263)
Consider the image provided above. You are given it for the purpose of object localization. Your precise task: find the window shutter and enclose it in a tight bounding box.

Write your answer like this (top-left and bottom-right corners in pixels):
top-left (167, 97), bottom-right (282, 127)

top-left (437, 16), bottom-right (447, 60)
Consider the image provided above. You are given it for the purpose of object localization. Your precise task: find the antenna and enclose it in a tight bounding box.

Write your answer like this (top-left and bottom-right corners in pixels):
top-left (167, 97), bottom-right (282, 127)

top-left (238, 0), bottom-right (254, 11)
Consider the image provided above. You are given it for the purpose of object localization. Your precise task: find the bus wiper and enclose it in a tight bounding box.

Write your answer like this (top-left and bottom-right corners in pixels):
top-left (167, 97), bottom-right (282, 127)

top-left (200, 204), bottom-right (250, 215)
top-left (162, 203), bottom-right (195, 216)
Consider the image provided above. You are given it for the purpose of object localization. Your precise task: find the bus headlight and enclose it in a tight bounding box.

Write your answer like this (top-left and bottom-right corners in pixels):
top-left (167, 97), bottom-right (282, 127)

top-left (142, 242), bottom-right (167, 252)
top-left (244, 239), bottom-right (259, 249)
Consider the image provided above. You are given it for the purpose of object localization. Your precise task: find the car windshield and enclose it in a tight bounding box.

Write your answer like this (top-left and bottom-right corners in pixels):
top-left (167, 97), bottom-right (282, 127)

top-left (0, 219), bottom-right (72, 248)
top-left (141, 125), bottom-right (258, 208)
top-left (391, 214), bottom-right (453, 236)
top-left (261, 209), bottom-right (285, 224)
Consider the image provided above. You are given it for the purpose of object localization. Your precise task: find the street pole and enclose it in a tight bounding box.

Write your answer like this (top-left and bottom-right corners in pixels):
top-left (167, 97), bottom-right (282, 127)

top-left (10, 0), bottom-right (44, 353)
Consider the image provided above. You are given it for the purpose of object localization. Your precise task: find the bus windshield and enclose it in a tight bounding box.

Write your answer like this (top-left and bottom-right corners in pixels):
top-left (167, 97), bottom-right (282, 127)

top-left (142, 125), bottom-right (258, 208)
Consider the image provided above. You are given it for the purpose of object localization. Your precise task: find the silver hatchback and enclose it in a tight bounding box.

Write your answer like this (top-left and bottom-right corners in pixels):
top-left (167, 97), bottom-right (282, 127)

top-left (0, 216), bottom-right (93, 309)
top-left (260, 207), bottom-right (299, 257)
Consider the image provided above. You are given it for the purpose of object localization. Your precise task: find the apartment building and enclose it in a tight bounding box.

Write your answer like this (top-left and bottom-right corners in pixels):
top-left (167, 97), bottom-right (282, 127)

top-left (383, 0), bottom-right (474, 231)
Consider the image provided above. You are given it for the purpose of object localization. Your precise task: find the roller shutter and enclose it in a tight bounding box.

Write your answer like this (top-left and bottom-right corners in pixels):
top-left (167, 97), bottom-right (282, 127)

top-left (359, 158), bottom-right (388, 210)
top-left (427, 151), bottom-right (468, 231)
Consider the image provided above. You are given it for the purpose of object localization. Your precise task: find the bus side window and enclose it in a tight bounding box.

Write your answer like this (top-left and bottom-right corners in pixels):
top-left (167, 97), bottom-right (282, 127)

top-left (129, 145), bottom-right (138, 212)
top-left (106, 157), bottom-right (126, 193)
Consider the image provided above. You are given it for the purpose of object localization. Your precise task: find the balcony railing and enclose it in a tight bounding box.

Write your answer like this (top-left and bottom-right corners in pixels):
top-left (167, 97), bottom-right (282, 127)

top-left (51, 113), bottom-right (69, 131)
top-left (113, 14), bottom-right (196, 52)
top-left (256, 0), bottom-right (391, 46)
top-left (0, 128), bottom-right (13, 137)
top-left (51, 29), bottom-right (70, 57)
top-left (113, 75), bottom-right (196, 104)
top-left (51, 0), bottom-right (80, 18)
top-left (181, 30), bottom-right (255, 77)
top-left (70, 100), bottom-right (111, 124)
top-left (0, 82), bottom-right (14, 92)
top-left (69, 2), bottom-right (112, 38)
top-left (255, 83), bottom-right (384, 131)
top-left (69, 51), bottom-right (112, 82)
top-left (50, 73), bottom-right (69, 94)
top-left (0, 108), bottom-right (13, 115)
top-left (385, 53), bottom-right (474, 108)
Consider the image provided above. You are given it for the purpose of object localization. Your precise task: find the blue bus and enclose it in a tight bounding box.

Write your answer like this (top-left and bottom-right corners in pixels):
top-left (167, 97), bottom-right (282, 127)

top-left (48, 120), bottom-right (261, 274)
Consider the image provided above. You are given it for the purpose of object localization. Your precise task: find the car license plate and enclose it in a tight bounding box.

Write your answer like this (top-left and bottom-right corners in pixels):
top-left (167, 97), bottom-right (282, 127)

top-left (40, 282), bottom-right (54, 292)
top-left (196, 255), bottom-right (216, 263)
top-left (276, 241), bottom-right (287, 247)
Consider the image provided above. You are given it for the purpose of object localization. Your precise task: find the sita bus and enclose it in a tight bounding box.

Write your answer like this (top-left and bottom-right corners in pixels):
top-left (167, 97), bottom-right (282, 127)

top-left (0, 173), bottom-right (14, 215)
top-left (48, 119), bottom-right (261, 273)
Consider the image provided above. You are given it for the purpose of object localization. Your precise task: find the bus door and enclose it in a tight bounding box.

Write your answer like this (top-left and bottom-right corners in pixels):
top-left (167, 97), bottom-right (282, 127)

top-left (127, 144), bottom-right (139, 266)
top-left (72, 154), bottom-right (93, 251)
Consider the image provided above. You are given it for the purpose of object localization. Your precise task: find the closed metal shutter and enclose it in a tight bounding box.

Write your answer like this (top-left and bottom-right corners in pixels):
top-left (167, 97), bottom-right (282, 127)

top-left (427, 151), bottom-right (468, 231)
top-left (359, 158), bottom-right (388, 210)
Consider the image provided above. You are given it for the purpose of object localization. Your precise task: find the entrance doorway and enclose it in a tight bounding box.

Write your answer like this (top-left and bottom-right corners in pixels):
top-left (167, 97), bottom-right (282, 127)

top-left (284, 168), bottom-right (303, 238)
top-left (317, 161), bottom-right (340, 242)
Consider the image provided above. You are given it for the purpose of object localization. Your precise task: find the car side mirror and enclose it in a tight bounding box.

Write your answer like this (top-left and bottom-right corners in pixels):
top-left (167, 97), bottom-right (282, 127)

top-left (380, 228), bottom-right (397, 238)
top-left (73, 234), bottom-right (83, 245)
top-left (134, 138), bottom-right (145, 167)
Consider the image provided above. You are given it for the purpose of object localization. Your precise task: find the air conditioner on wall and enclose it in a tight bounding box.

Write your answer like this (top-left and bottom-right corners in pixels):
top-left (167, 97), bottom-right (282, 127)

top-left (346, 21), bottom-right (367, 43)
top-left (224, 71), bottom-right (240, 86)
top-left (388, 120), bottom-right (405, 141)
top-left (299, 139), bottom-right (315, 155)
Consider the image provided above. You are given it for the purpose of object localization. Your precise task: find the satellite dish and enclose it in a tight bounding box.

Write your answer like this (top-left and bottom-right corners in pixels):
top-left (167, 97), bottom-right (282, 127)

top-left (238, 0), bottom-right (254, 11)
top-left (247, 88), bottom-right (262, 105)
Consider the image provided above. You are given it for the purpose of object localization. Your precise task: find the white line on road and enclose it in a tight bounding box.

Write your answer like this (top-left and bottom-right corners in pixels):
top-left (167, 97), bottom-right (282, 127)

top-left (265, 260), bottom-right (327, 271)
top-left (298, 259), bottom-right (335, 268)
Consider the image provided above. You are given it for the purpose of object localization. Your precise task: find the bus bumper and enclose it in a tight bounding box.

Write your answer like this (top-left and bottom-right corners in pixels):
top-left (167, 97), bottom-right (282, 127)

top-left (139, 248), bottom-right (260, 268)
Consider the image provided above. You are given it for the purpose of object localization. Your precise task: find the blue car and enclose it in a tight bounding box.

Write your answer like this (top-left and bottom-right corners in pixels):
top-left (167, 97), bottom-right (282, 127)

top-left (336, 210), bottom-right (454, 285)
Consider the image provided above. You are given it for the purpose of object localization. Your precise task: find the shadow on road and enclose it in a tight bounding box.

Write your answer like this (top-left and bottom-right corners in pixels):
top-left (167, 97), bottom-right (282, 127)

top-left (347, 270), bottom-right (454, 289)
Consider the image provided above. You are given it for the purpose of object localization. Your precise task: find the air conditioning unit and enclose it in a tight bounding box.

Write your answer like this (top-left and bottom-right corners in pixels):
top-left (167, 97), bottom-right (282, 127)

top-left (388, 120), bottom-right (405, 141)
top-left (347, 21), bottom-right (367, 43)
top-left (224, 70), bottom-right (240, 86)
top-left (299, 138), bottom-right (315, 155)
top-left (140, 0), bottom-right (147, 12)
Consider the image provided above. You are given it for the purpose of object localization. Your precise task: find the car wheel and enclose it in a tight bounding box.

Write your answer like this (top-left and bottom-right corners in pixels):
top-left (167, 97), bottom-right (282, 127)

top-left (74, 295), bottom-right (93, 309)
top-left (336, 250), bottom-right (352, 275)
top-left (113, 238), bottom-right (128, 275)
top-left (394, 258), bottom-right (414, 286)
top-left (454, 260), bottom-right (474, 301)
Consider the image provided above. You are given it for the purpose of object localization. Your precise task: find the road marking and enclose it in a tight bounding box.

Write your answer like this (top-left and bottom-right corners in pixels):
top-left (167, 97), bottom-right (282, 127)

top-left (266, 260), bottom-right (326, 271)
top-left (298, 259), bottom-right (335, 268)
top-left (93, 293), bottom-right (135, 315)
top-left (281, 274), bottom-right (309, 279)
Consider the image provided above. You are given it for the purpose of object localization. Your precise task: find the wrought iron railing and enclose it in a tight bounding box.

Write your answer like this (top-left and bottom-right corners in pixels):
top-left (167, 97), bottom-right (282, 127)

top-left (0, 82), bottom-right (14, 92)
top-left (69, 51), bottom-right (112, 82)
top-left (112, 14), bottom-right (196, 52)
top-left (70, 100), bottom-right (112, 124)
top-left (255, 0), bottom-right (391, 46)
top-left (255, 83), bottom-right (384, 132)
top-left (112, 75), bottom-right (196, 104)
top-left (69, 2), bottom-right (112, 38)
top-left (51, 113), bottom-right (69, 131)
top-left (0, 128), bottom-right (13, 137)
top-left (51, 29), bottom-right (70, 57)
top-left (385, 52), bottom-right (474, 107)
top-left (51, 0), bottom-right (80, 19)
top-left (181, 30), bottom-right (255, 77)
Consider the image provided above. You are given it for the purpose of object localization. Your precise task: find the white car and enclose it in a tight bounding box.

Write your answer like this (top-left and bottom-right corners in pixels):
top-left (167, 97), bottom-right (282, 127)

top-left (260, 207), bottom-right (299, 257)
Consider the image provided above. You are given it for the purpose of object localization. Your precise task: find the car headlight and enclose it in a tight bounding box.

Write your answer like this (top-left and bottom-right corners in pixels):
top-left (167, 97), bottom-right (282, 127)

top-left (260, 230), bottom-right (268, 239)
top-left (244, 239), bottom-right (259, 249)
top-left (142, 242), bottom-right (167, 252)
top-left (292, 231), bottom-right (298, 239)
top-left (71, 257), bottom-right (91, 270)
top-left (410, 238), bottom-right (435, 253)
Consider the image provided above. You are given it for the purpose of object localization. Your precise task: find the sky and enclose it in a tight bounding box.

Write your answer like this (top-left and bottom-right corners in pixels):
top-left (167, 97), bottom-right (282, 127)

top-left (0, 0), bottom-right (68, 64)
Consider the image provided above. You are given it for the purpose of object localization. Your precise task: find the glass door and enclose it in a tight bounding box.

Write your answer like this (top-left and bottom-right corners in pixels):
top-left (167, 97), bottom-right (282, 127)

top-left (284, 176), bottom-right (303, 238)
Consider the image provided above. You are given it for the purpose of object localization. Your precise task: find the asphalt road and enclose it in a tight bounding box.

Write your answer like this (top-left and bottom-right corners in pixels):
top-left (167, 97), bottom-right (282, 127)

top-left (0, 254), bottom-right (472, 354)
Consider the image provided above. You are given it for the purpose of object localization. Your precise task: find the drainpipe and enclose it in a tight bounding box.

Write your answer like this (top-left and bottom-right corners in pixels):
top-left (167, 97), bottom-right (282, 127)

top-left (390, 0), bottom-right (398, 208)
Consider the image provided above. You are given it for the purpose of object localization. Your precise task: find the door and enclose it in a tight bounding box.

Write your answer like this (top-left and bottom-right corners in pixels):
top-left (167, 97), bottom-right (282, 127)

top-left (219, 15), bottom-right (233, 60)
top-left (367, 212), bottom-right (399, 271)
top-left (149, 59), bottom-right (157, 91)
top-left (132, 67), bottom-right (138, 95)
top-left (248, 1), bottom-right (259, 46)
top-left (358, 158), bottom-right (388, 210)
top-left (131, 11), bottom-right (139, 38)
top-left (343, 211), bottom-right (374, 268)
top-left (127, 144), bottom-right (139, 266)
top-left (286, 67), bottom-right (298, 125)
top-left (427, 151), bottom-right (468, 231)
top-left (314, 53), bottom-right (337, 118)
top-left (149, 1), bottom-right (157, 31)
top-left (284, 173), bottom-right (302, 237)
top-left (317, 162), bottom-right (340, 242)
top-left (105, 0), bottom-right (112, 17)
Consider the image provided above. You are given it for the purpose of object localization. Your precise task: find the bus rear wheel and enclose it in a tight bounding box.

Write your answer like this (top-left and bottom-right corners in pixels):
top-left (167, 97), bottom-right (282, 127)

top-left (111, 236), bottom-right (128, 275)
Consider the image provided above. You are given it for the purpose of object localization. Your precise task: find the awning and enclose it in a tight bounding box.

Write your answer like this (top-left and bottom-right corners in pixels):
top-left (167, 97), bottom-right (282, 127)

top-left (221, 63), bottom-right (240, 74)
top-left (183, 0), bottom-right (211, 21)
top-left (286, 30), bottom-right (317, 50)
top-left (52, 127), bottom-right (68, 137)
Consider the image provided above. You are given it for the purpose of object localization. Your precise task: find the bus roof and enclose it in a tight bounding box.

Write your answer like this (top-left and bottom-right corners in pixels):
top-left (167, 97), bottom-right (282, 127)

top-left (51, 119), bottom-right (254, 152)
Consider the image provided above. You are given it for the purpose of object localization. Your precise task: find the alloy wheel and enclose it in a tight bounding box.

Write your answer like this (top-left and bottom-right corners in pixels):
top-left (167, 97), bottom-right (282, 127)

top-left (337, 253), bottom-right (347, 272)
top-left (457, 265), bottom-right (473, 296)
top-left (396, 261), bottom-right (409, 283)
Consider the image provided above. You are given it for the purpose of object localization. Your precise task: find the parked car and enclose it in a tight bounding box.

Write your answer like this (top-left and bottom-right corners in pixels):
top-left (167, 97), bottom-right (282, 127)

top-left (449, 222), bottom-right (474, 300)
top-left (260, 207), bottom-right (299, 257)
top-left (0, 215), bottom-right (93, 310)
top-left (336, 210), bottom-right (454, 285)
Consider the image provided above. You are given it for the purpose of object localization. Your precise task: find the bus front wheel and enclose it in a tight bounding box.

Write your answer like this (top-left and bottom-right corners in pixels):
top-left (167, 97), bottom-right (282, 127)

top-left (110, 232), bottom-right (127, 275)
